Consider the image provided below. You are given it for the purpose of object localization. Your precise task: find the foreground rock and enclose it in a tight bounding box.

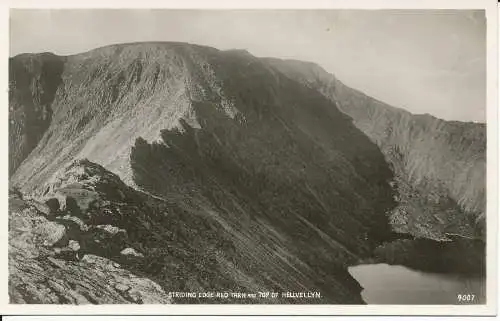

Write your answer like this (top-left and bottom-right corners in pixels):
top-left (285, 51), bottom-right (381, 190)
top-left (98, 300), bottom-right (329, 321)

top-left (9, 192), bottom-right (171, 304)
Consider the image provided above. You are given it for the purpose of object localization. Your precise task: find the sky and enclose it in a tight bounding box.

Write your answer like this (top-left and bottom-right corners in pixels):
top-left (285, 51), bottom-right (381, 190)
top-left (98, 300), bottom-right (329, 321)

top-left (9, 9), bottom-right (486, 122)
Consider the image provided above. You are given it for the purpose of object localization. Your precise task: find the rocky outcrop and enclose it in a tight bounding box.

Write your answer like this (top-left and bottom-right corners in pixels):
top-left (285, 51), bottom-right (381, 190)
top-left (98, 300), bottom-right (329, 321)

top-left (9, 191), bottom-right (171, 304)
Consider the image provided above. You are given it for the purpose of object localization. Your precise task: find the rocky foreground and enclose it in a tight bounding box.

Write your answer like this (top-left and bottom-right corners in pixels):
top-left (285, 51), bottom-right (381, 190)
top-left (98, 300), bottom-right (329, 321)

top-left (9, 188), bottom-right (171, 304)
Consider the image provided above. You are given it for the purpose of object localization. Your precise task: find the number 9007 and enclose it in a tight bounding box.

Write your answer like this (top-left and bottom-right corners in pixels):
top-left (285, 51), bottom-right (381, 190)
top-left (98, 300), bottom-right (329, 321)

top-left (457, 294), bottom-right (475, 302)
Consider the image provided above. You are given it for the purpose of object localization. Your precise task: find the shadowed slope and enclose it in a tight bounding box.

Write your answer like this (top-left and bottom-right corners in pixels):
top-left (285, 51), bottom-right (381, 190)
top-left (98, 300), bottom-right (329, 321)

top-left (129, 48), bottom-right (398, 303)
top-left (9, 53), bottom-right (64, 175)
top-left (266, 58), bottom-right (486, 240)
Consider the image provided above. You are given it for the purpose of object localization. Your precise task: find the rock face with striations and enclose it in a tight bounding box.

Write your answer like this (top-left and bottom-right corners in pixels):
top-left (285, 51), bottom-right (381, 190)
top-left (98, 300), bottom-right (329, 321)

top-left (266, 58), bottom-right (486, 240)
top-left (8, 42), bottom-right (486, 304)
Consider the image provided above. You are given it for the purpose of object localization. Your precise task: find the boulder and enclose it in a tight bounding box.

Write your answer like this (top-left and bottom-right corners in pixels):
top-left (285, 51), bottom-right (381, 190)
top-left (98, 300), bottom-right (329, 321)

top-left (44, 198), bottom-right (61, 214)
top-left (120, 247), bottom-right (144, 258)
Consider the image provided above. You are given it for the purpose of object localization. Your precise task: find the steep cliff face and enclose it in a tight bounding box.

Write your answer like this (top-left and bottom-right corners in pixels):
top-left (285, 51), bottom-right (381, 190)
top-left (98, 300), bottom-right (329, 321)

top-left (266, 58), bottom-right (486, 240)
top-left (9, 43), bottom-right (401, 304)
top-left (9, 53), bottom-right (64, 176)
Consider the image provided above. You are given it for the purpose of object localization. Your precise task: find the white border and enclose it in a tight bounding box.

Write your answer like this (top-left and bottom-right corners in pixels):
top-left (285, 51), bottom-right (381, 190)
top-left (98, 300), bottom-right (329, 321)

top-left (1, 0), bottom-right (498, 316)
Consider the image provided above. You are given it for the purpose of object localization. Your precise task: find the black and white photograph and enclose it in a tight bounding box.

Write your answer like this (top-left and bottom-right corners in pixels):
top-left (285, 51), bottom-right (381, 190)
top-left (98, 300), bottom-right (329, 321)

top-left (3, 0), bottom-right (498, 316)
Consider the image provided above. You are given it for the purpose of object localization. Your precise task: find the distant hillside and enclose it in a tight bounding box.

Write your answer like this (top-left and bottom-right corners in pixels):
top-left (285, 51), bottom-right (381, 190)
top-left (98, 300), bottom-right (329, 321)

top-left (266, 58), bottom-right (486, 240)
top-left (9, 43), bottom-right (402, 304)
